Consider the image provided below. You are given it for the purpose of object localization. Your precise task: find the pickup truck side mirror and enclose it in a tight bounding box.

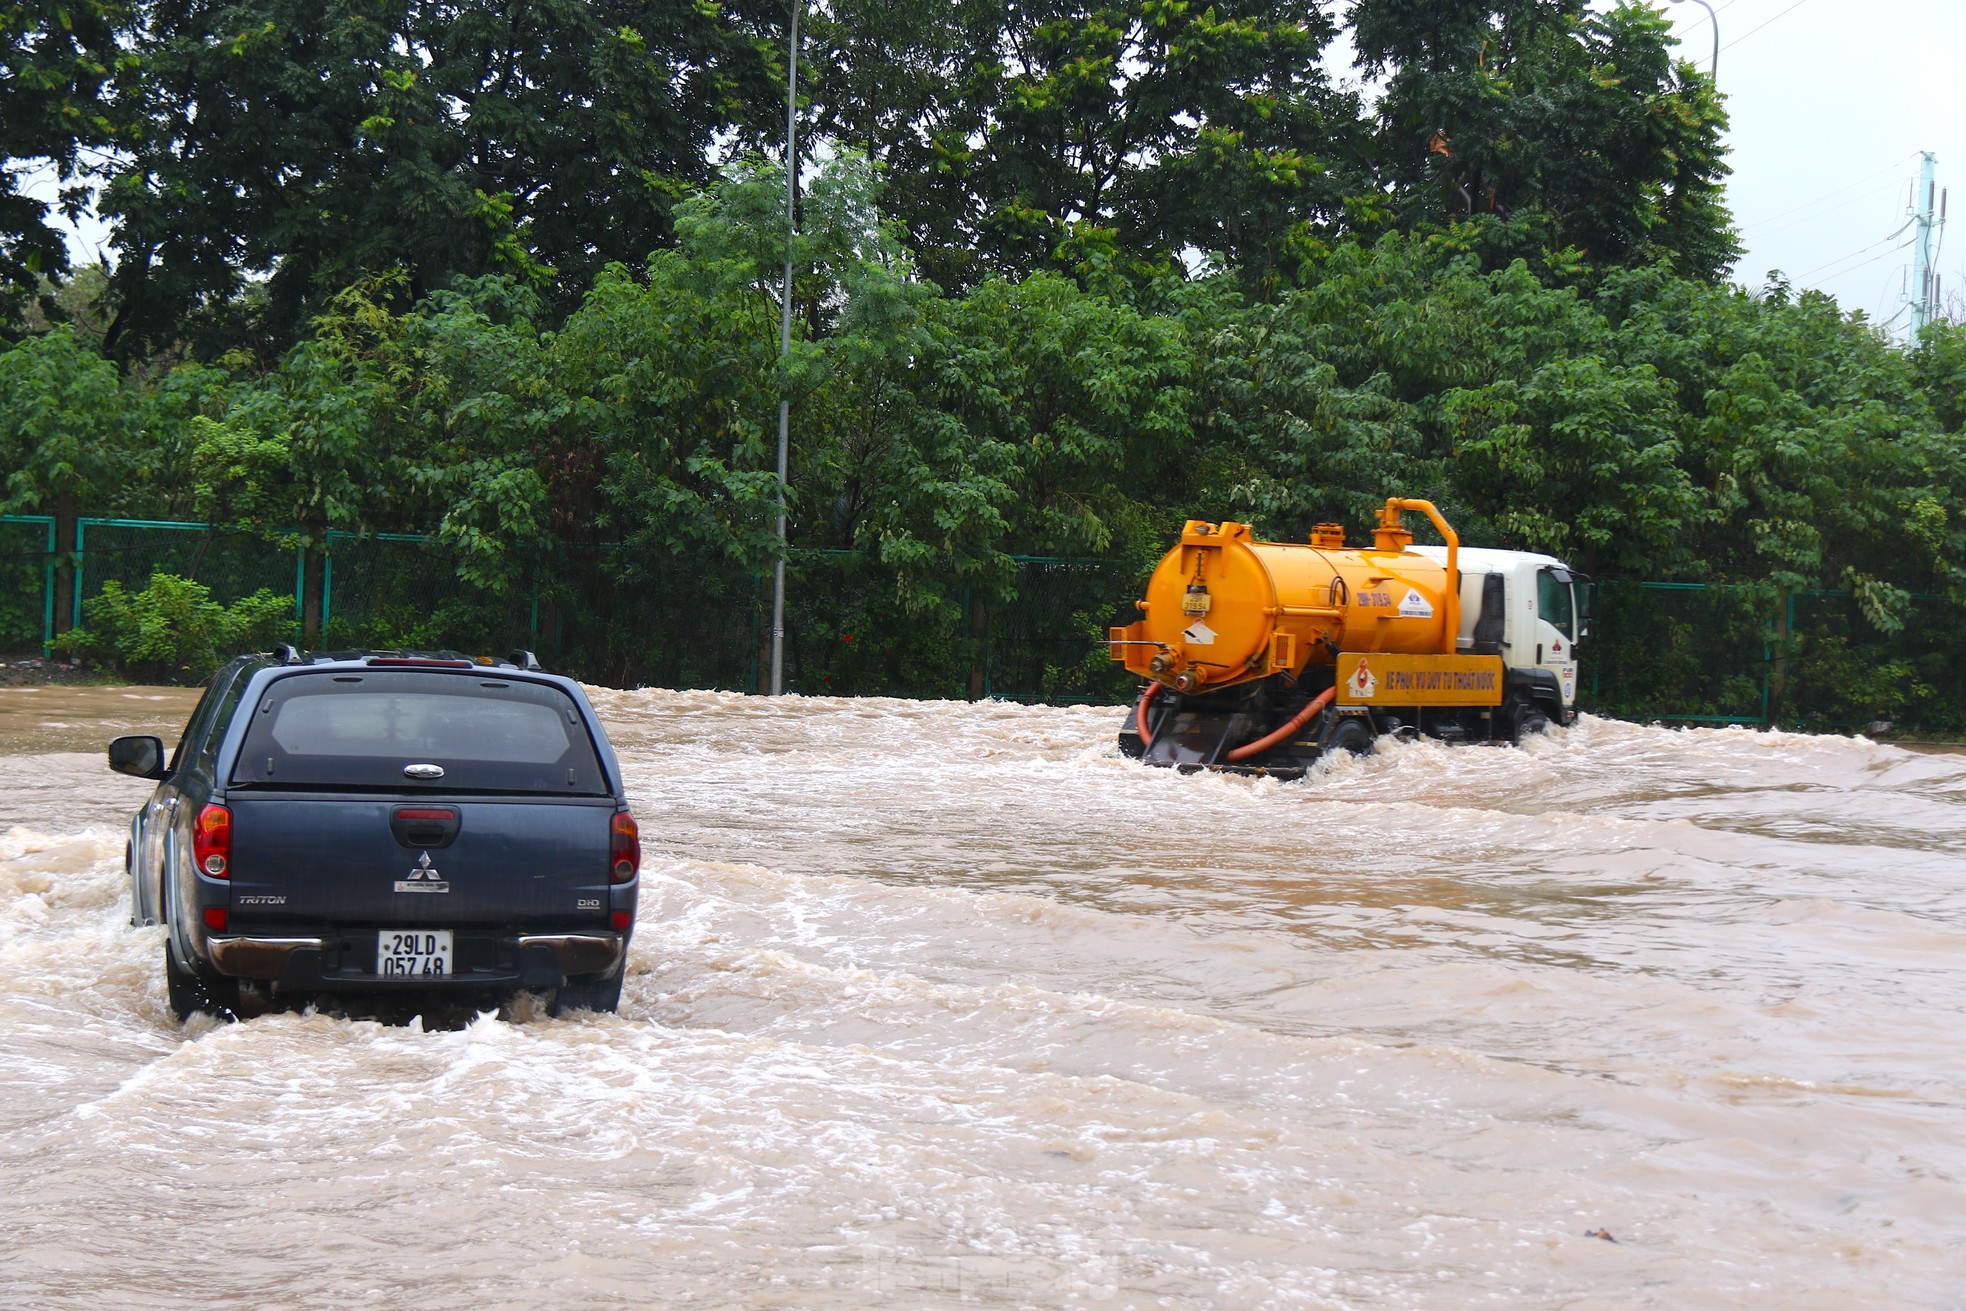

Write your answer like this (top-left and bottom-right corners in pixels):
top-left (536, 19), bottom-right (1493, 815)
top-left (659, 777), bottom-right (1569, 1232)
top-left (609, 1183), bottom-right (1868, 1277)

top-left (108, 735), bottom-right (168, 780)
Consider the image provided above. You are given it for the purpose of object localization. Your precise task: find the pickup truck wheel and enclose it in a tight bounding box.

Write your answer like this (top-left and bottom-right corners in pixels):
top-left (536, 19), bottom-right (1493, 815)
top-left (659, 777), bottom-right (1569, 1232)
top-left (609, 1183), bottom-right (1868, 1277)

top-left (551, 971), bottom-right (624, 1016)
top-left (163, 944), bottom-right (239, 1023)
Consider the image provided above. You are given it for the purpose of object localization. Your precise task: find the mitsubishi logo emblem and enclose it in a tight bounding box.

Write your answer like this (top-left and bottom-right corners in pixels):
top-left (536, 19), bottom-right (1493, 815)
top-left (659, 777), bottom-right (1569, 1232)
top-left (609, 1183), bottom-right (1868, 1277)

top-left (395, 851), bottom-right (451, 894)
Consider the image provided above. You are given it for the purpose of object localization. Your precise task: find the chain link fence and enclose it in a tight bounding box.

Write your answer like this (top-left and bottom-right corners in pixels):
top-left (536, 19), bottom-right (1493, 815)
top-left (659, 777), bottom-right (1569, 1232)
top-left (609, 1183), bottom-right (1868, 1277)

top-left (72, 521), bottom-right (300, 631)
top-left (1583, 582), bottom-right (1775, 724)
top-left (12, 523), bottom-right (1143, 700)
top-left (1784, 589), bottom-right (1966, 731)
top-left (9, 519), bottom-right (1965, 727)
top-left (0, 516), bottom-right (54, 652)
top-left (1583, 581), bottom-right (1966, 731)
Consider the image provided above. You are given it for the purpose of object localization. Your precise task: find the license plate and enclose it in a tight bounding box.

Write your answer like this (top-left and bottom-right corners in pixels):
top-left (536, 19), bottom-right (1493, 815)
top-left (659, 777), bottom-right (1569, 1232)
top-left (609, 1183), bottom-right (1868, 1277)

top-left (377, 929), bottom-right (452, 977)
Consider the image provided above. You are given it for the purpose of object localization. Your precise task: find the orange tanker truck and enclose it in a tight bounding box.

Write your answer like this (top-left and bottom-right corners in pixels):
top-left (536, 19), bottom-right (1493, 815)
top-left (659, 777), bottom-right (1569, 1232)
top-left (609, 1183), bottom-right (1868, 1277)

top-left (1109, 498), bottom-right (1594, 775)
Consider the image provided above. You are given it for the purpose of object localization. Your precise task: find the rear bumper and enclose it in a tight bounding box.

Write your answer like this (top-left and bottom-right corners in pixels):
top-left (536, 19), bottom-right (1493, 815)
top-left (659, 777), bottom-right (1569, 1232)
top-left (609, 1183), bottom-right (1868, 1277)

top-left (206, 930), bottom-right (627, 991)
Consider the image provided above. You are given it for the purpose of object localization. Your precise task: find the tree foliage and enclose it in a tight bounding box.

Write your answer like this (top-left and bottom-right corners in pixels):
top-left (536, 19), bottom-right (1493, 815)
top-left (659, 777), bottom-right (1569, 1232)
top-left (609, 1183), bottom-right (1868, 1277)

top-left (1351, 0), bottom-right (1736, 278)
top-left (7, 1), bottom-right (1966, 724)
top-left (816, 0), bottom-right (1372, 291)
top-left (55, 572), bottom-right (292, 681)
top-left (0, 323), bottom-right (139, 514)
top-left (97, 0), bottom-right (782, 358)
top-left (0, 0), bottom-right (134, 327)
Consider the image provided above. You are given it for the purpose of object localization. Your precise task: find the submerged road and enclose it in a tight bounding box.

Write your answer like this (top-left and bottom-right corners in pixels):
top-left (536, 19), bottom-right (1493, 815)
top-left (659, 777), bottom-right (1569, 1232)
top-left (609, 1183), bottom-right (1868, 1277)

top-left (1, 684), bottom-right (1962, 1308)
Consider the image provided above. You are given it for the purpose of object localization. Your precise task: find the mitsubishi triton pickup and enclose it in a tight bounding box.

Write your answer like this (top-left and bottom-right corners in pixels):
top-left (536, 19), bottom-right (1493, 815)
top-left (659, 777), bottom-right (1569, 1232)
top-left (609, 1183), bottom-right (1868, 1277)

top-left (107, 649), bottom-right (640, 1021)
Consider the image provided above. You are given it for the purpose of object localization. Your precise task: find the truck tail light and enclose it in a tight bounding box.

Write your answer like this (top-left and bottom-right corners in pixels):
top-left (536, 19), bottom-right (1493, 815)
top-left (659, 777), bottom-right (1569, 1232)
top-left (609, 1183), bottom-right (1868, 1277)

top-left (611, 811), bottom-right (640, 882)
top-left (193, 803), bottom-right (232, 878)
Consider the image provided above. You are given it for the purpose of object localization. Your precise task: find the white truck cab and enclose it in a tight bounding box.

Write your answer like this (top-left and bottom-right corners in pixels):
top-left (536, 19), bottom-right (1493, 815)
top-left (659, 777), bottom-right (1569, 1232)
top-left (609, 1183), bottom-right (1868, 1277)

top-left (1412, 546), bottom-right (1595, 725)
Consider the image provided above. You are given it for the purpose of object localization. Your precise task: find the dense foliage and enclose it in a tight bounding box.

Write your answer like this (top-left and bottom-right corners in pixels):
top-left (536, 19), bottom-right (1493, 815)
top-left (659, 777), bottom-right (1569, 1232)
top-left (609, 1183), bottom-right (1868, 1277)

top-left (54, 571), bottom-right (291, 682)
top-left (2, 2), bottom-right (1963, 723)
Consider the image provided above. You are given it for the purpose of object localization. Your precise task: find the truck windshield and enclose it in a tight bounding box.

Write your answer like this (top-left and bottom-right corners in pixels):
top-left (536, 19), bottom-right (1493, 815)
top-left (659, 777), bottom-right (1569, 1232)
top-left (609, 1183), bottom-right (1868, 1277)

top-left (230, 672), bottom-right (607, 793)
top-left (1537, 569), bottom-right (1575, 641)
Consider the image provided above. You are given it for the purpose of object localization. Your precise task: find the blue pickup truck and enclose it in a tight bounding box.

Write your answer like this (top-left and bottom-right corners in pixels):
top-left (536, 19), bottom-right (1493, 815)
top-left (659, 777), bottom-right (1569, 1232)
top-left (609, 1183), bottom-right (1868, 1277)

top-left (108, 649), bottom-right (640, 1021)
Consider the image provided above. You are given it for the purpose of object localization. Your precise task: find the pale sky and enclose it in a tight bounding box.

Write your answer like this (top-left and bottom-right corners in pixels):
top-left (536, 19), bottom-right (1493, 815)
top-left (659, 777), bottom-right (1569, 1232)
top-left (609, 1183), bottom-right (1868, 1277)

top-left (1658, 0), bottom-right (1962, 334)
top-left (21, 0), bottom-right (1963, 338)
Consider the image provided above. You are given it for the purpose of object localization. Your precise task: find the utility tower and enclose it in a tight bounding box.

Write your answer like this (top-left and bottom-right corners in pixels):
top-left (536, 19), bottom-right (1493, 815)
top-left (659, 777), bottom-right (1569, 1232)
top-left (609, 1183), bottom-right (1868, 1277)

top-left (1909, 152), bottom-right (1947, 335)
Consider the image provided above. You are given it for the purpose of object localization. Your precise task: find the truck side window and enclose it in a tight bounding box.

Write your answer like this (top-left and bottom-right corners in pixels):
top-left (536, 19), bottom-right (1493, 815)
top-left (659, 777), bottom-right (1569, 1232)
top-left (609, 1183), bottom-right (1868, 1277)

top-left (196, 669), bottom-right (252, 772)
top-left (168, 667), bottom-right (234, 774)
top-left (1536, 569), bottom-right (1574, 641)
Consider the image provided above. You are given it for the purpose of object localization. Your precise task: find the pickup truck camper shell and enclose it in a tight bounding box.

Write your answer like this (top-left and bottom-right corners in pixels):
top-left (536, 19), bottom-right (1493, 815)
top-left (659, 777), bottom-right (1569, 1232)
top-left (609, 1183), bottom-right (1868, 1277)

top-left (108, 649), bottom-right (640, 1020)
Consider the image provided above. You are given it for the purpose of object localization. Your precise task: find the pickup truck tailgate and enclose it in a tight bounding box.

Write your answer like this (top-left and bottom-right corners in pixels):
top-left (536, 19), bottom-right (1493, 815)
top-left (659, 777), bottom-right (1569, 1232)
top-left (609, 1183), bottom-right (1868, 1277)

top-left (226, 795), bottom-right (616, 928)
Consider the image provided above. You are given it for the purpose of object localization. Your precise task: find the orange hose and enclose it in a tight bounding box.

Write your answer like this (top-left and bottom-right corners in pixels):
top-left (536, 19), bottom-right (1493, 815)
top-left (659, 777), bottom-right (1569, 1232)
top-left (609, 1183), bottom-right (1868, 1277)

top-left (1226, 687), bottom-right (1336, 763)
top-left (1135, 683), bottom-right (1162, 746)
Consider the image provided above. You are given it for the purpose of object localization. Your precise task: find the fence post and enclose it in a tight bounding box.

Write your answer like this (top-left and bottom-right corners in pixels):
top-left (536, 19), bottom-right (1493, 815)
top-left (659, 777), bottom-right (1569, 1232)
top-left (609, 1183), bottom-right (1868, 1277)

top-left (68, 514), bottom-right (88, 632)
top-left (51, 493), bottom-right (77, 637)
top-left (1768, 587), bottom-right (1791, 726)
top-left (300, 544), bottom-right (327, 643)
top-left (751, 573), bottom-right (765, 695)
top-left (40, 517), bottom-right (55, 655)
top-left (291, 547), bottom-right (305, 640)
top-left (966, 587), bottom-right (988, 701)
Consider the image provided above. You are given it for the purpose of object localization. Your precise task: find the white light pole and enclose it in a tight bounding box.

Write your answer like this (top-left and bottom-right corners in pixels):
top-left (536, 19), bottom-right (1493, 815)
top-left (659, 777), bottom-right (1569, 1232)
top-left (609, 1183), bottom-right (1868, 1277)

top-left (770, 0), bottom-right (802, 696)
top-left (1668, 0), bottom-right (1719, 78)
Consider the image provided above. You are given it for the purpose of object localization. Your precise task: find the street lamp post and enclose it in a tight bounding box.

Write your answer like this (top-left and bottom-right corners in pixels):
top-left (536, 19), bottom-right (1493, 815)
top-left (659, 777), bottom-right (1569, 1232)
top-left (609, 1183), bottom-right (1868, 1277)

top-left (1668, 0), bottom-right (1719, 78)
top-left (769, 1), bottom-right (802, 696)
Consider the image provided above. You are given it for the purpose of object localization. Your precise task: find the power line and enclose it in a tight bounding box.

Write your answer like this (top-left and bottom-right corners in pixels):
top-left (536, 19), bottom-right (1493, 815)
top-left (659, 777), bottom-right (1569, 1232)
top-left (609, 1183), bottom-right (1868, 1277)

top-left (1794, 230), bottom-right (1901, 280)
top-left (1719, 0), bottom-right (1814, 53)
top-left (1872, 264), bottom-right (1909, 325)
top-left (1744, 182), bottom-right (1901, 242)
top-left (1796, 236), bottom-right (1913, 284)
top-left (1736, 152), bottom-right (1920, 233)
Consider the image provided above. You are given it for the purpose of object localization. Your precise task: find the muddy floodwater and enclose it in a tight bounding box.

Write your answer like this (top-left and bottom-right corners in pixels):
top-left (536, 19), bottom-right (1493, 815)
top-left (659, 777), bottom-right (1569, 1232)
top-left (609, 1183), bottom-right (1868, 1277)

top-left (2, 684), bottom-right (1963, 1309)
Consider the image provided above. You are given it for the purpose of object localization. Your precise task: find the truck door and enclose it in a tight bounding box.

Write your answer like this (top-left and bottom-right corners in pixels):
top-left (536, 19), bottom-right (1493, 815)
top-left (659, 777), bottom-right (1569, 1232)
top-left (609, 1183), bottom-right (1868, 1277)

top-left (1534, 567), bottom-right (1580, 708)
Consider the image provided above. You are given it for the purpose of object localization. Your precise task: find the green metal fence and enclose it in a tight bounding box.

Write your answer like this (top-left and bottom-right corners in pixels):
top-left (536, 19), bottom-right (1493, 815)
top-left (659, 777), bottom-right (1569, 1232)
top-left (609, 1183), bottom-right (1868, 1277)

top-left (71, 520), bottom-right (302, 633)
top-left (1585, 581), bottom-right (1776, 724)
top-left (0, 515), bottom-right (55, 653)
top-left (7, 519), bottom-right (1963, 726)
top-left (5, 523), bottom-right (1139, 700)
top-left (1584, 580), bottom-right (1966, 730)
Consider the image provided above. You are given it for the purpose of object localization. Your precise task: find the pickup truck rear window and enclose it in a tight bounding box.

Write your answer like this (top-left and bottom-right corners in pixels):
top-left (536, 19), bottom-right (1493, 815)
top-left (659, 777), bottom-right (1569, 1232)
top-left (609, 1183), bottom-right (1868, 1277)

top-left (229, 672), bottom-right (607, 794)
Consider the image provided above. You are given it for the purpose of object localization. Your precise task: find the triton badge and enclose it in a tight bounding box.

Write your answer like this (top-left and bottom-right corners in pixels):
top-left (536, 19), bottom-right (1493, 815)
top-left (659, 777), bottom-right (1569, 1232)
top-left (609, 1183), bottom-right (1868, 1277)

top-left (394, 851), bottom-right (451, 894)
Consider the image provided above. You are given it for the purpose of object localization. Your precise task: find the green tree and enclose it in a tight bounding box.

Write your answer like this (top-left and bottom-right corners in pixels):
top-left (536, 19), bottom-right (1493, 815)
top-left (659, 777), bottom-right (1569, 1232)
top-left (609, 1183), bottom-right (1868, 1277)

top-left (1183, 236), bottom-right (1708, 575)
top-left (811, 0), bottom-right (1371, 293)
top-left (1596, 269), bottom-right (1955, 595)
top-left (0, 1), bottom-right (135, 328)
top-left (1351, 0), bottom-right (1737, 279)
top-left (55, 572), bottom-right (292, 681)
top-left (100, 0), bottom-right (780, 359)
top-left (1911, 318), bottom-right (1966, 437)
top-left (0, 324), bottom-right (140, 630)
top-left (191, 276), bottom-right (419, 636)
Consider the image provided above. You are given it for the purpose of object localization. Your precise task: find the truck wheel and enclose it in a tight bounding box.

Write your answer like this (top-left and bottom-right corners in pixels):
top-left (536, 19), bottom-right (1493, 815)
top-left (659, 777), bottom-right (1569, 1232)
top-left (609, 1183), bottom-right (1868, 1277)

top-left (552, 971), bottom-right (624, 1016)
top-left (1322, 718), bottom-right (1374, 757)
top-left (1513, 704), bottom-right (1552, 741)
top-left (163, 944), bottom-right (239, 1023)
